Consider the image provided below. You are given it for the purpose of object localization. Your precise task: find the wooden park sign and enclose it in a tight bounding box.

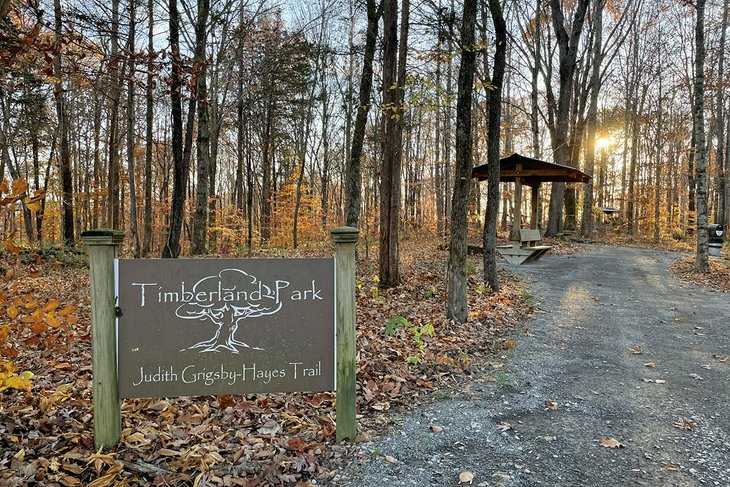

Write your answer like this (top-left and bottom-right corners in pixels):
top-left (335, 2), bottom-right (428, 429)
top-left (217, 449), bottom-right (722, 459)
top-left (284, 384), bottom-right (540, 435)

top-left (117, 259), bottom-right (335, 398)
top-left (81, 227), bottom-right (358, 450)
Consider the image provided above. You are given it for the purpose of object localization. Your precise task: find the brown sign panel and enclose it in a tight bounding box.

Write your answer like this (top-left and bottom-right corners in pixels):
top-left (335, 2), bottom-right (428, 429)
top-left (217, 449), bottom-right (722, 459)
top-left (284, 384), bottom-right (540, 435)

top-left (116, 259), bottom-right (335, 398)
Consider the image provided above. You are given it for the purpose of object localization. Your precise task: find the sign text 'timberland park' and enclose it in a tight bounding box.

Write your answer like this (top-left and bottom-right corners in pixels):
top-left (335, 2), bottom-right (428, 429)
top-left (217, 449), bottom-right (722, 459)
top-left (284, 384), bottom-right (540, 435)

top-left (116, 259), bottom-right (335, 398)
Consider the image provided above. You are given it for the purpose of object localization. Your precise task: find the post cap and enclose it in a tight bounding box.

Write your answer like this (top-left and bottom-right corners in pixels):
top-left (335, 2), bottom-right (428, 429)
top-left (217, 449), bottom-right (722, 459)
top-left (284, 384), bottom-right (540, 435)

top-left (81, 229), bottom-right (125, 246)
top-left (330, 226), bottom-right (359, 244)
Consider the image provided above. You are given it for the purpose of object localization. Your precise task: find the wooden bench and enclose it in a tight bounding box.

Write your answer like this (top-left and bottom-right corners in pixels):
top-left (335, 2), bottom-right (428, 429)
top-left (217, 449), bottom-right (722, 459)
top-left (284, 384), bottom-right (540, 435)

top-left (496, 229), bottom-right (552, 265)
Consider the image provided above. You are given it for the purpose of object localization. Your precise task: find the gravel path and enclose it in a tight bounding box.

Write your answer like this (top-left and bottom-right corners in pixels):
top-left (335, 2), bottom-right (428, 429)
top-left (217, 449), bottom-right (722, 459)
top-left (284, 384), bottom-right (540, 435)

top-left (334, 245), bottom-right (730, 486)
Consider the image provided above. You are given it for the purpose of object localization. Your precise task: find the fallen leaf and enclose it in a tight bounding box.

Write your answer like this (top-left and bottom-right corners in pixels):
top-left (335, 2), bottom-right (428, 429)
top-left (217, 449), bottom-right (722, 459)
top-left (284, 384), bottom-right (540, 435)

top-left (44, 300), bottom-right (61, 312)
top-left (1, 375), bottom-right (32, 392)
top-left (545, 400), bottom-right (558, 410)
top-left (59, 476), bottom-right (82, 486)
top-left (458, 471), bottom-right (474, 484)
top-left (593, 296), bottom-right (600, 302)
top-left (257, 419), bottom-right (280, 436)
top-left (4, 240), bottom-right (21, 254)
top-left (384, 455), bottom-right (398, 464)
top-left (59, 305), bottom-right (76, 316)
top-left (662, 466), bottom-right (679, 472)
top-left (644, 362), bottom-right (656, 368)
top-left (628, 345), bottom-right (644, 355)
top-left (496, 422), bottom-right (513, 432)
top-left (599, 438), bottom-right (624, 448)
top-left (673, 417), bottom-right (695, 430)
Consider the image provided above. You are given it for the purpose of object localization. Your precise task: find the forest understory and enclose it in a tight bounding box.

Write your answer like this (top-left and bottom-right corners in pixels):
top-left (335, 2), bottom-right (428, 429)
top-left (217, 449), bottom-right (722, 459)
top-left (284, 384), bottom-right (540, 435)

top-left (0, 236), bottom-right (535, 486)
top-left (1, 226), bottom-right (728, 485)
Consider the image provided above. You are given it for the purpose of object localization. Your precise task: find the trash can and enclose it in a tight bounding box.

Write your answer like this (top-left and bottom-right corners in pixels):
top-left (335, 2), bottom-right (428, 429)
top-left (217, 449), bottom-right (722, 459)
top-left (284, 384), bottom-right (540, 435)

top-left (708, 224), bottom-right (724, 257)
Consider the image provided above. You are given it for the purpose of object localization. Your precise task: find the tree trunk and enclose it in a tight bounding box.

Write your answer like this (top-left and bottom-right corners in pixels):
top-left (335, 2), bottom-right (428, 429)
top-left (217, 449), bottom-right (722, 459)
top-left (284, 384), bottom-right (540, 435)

top-left (320, 57), bottom-right (331, 229)
top-left (143, 0), bottom-right (154, 256)
top-left (435, 22), bottom-right (444, 236)
top-left (446, 0), bottom-right (477, 322)
top-left (54, 0), bottom-right (74, 245)
top-left (162, 0), bottom-right (186, 258)
top-left (260, 91), bottom-right (274, 246)
top-left (654, 31), bottom-right (663, 243)
top-left (107, 0), bottom-right (121, 229)
top-left (580, 0), bottom-right (604, 237)
top-left (627, 84), bottom-right (647, 235)
top-left (545, 0), bottom-right (590, 236)
top-left (92, 96), bottom-right (101, 230)
top-left (694, 0), bottom-right (708, 271)
top-left (482, 0), bottom-right (507, 292)
top-left (127, 0), bottom-right (141, 257)
top-left (444, 3), bottom-right (454, 232)
top-left (235, 7), bottom-right (245, 214)
top-left (191, 0), bottom-right (210, 255)
top-left (716, 0), bottom-right (728, 228)
top-left (345, 0), bottom-right (379, 228)
top-left (379, 0), bottom-right (409, 287)
top-left (531, 0), bottom-right (541, 161)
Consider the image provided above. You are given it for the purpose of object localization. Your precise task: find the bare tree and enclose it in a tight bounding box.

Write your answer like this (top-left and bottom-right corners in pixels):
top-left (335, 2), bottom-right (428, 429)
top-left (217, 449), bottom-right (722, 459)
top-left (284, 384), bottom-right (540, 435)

top-left (345, 0), bottom-right (380, 228)
top-left (108, 0), bottom-right (121, 229)
top-left (580, 0), bottom-right (604, 237)
top-left (54, 0), bottom-right (73, 245)
top-left (142, 0), bottom-right (154, 255)
top-left (162, 0), bottom-right (186, 258)
top-left (694, 0), bottom-right (708, 271)
top-left (127, 0), bottom-right (141, 257)
top-left (545, 0), bottom-right (590, 236)
top-left (482, 0), bottom-right (507, 292)
top-left (191, 0), bottom-right (211, 255)
top-left (379, 0), bottom-right (409, 287)
top-left (446, 0), bottom-right (478, 322)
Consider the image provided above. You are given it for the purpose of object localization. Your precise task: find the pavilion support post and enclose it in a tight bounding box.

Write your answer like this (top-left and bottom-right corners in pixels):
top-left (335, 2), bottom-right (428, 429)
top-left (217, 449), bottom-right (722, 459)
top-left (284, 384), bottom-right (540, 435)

top-left (531, 184), bottom-right (539, 230)
top-left (512, 164), bottom-right (522, 241)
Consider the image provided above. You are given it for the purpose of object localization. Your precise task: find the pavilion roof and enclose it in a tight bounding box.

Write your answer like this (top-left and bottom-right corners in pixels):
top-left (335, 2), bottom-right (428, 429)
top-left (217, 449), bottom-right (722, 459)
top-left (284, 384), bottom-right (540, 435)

top-left (472, 153), bottom-right (591, 187)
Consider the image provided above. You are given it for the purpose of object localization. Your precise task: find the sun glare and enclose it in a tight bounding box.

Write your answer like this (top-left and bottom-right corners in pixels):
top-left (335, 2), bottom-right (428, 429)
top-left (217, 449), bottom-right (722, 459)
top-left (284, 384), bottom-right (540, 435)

top-left (595, 137), bottom-right (611, 150)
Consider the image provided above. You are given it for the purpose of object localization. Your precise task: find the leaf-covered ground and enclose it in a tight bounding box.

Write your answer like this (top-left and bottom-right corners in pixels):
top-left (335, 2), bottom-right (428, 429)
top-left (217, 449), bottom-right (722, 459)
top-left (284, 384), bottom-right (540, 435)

top-left (671, 254), bottom-right (730, 292)
top-left (0, 240), bottom-right (531, 486)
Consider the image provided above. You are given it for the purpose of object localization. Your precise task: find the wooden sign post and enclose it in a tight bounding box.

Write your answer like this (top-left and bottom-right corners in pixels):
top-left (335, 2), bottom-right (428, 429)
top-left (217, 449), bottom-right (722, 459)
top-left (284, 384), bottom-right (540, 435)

top-left (81, 229), bottom-right (125, 450)
top-left (330, 226), bottom-right (359, 442)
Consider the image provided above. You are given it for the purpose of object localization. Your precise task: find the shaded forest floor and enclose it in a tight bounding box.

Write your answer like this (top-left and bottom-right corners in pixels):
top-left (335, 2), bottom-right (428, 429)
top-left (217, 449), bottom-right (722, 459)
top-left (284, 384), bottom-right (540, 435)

top-left (0, 237), bottom-right (533, 486)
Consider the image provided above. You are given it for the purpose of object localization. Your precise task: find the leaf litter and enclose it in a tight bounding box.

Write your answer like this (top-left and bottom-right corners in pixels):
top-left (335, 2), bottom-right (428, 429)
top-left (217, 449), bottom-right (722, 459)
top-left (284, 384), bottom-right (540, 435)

top-left (0, 240), bottom-right (531, 485)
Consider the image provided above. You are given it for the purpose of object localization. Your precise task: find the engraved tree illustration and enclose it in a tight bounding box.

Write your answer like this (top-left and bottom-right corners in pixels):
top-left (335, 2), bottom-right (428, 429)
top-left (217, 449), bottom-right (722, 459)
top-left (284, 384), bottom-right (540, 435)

top-left (175, 269), bottom-right (288, 353)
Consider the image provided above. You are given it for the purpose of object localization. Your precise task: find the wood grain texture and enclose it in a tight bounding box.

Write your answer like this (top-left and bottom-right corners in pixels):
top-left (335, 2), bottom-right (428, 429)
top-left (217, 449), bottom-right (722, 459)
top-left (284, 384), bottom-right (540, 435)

top-left (331, 226), bottom-right (358, 442)
top-left (82, 230), bottom-right (124, 450)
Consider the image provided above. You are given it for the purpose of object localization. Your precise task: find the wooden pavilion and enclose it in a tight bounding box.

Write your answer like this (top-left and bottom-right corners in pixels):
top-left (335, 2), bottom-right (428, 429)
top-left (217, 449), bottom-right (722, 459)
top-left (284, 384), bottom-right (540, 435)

top-left (472, 152), bottom-right (591, 235)
top-left (472, 153), bottom-right (591, 264)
